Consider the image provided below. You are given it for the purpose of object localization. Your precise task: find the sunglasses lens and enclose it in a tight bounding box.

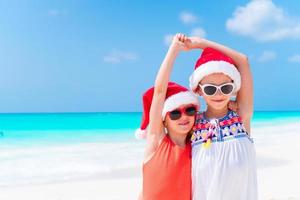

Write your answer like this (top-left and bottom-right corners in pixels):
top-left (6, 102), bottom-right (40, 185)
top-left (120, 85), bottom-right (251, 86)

top-left (169, 110), bottom-right (181, 120)
top-left (221, 84), bottom-right (234, 95)
top-left (203, 86), bottom-right (217, 96)
top-left (185, 106), bottom-right (196, 116)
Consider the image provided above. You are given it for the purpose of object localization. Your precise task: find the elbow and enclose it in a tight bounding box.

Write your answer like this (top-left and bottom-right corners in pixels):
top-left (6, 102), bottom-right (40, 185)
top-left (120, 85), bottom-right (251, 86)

top-left (235, 53), bottom-right (250, 69)
top-left (240, 53), bottom-right (249, 64)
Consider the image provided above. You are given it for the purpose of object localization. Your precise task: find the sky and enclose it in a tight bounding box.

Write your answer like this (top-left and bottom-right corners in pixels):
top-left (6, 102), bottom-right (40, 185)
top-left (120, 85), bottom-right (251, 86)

top-left (0, 0), bottom-right (299, 113)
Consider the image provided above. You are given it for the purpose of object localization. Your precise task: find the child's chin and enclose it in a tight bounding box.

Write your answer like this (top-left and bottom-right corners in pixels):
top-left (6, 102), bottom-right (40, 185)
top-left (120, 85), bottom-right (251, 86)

top-left (177, 126), bottom-right (192, 133)
top-left (210, 102), bottom-right (228, 110)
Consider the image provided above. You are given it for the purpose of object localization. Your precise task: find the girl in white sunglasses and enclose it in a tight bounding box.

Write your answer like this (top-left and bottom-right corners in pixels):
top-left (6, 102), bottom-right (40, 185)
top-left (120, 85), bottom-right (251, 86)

top-left (188, 38), bottom-right (258, 200)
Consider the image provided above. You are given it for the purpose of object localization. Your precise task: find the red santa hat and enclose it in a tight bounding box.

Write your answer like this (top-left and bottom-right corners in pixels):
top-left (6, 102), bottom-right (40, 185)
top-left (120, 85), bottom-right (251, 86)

top-left (135, 82), bottom-right (200, 139)
top-left (189, 47), bottom-right (241, 93)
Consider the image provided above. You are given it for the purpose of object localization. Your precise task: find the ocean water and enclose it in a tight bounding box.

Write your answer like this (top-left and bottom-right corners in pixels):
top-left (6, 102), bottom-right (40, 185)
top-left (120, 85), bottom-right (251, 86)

top-left (0, 111), bottom-right (299, 187)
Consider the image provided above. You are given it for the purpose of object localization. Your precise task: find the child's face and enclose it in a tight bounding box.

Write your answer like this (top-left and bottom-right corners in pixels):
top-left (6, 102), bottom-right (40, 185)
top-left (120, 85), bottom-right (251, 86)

top-left (164, 104), bottom-right (196, 136)
top-left (198, 73), bottom-right (233, 110)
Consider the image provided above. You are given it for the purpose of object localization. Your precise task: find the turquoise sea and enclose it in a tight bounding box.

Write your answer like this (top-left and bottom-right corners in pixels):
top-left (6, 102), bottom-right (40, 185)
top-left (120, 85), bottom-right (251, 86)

top-left (0, 111), bottom-right (299, 187)
top-left (1, 111), bottom-right (300, 140)
top-left (0, 112), bottom-right (142, 146)
top-left (0, 111), bottom-right (300, 144)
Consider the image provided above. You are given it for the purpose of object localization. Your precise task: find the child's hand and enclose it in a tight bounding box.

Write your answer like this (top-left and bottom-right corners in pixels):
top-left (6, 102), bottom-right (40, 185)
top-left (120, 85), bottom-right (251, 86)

top-left (170, 33), bottom-right (191, 52)
top-left (186, 36), bottom-right (206, 50)
top-left (228, 100), bottom-right (238, 112)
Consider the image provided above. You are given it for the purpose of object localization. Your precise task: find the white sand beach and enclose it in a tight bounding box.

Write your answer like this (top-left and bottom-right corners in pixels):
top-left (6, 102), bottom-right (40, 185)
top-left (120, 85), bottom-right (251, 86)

top-left (1, 122), bottom-right (300, 200)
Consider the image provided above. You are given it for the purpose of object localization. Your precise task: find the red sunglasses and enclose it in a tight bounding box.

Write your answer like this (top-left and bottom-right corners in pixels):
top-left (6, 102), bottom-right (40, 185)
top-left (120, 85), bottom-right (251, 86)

top-left (167, 105), bottom-right (197, 120)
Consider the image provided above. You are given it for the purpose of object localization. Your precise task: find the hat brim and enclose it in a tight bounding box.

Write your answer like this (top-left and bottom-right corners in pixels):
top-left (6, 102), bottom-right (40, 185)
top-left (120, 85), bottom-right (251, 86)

top-left (162, 91), bottom-right (200, 119)
top-left (189, 61), bottom-right (241, 93)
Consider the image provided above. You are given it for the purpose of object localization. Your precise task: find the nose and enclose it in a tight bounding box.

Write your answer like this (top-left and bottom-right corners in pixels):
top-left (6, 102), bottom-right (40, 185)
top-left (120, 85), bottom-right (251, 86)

top-left (180, 114), bottom-right (194, 122)
top-left (215, 88), bottom-right (223, 96)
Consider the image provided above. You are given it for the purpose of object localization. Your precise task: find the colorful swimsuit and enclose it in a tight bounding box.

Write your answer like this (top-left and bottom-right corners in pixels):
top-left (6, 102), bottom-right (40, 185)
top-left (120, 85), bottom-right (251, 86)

top-left (191, 111), bottom-right (258, 200)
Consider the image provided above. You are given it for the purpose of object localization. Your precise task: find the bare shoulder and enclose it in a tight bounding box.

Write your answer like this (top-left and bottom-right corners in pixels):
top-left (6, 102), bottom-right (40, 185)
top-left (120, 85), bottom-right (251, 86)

top-left (143, 131), bottom-right (166, 164)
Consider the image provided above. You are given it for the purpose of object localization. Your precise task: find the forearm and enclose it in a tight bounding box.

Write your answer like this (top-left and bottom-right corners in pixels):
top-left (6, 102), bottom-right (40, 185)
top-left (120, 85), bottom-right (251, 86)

top-left (147, 46), bottom-right (178, 134)
top-left (196, 39), bottom-right (248, 67)
top-left (147, 35), bottom-right (183, 138)
top-left (154, 45), bottom-right (179, 94)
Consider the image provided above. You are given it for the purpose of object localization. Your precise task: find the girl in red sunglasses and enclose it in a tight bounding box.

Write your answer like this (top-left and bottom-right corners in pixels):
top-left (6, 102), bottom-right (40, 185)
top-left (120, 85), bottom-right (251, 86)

top-left (136, 33), bottom-right (200, 200)
top-left (188, 38), bottom-right (258, 199)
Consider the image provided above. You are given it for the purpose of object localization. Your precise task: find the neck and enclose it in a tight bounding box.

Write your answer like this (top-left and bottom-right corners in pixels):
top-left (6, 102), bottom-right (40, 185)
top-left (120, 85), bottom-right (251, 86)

top-left (168, 131), bottom-right (187, 147)
top-left (205, 105), bottom-right (229, 119)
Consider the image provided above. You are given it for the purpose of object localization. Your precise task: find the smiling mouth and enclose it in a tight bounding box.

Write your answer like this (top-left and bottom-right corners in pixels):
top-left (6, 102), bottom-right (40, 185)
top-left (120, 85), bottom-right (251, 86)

top-left (179, 121), bottom-right (190, 126)
top-left (212, 99), bottom-right (225, 103)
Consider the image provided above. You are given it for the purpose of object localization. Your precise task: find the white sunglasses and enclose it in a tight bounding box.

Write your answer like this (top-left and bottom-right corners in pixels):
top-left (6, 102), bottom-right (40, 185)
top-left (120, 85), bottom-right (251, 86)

top-left (198, 82), bottom-right (235, 96)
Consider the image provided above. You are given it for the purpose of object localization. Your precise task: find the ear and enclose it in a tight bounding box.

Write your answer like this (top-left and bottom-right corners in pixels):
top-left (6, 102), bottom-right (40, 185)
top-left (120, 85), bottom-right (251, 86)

top-left (163, 120), bottom-right (167, 127)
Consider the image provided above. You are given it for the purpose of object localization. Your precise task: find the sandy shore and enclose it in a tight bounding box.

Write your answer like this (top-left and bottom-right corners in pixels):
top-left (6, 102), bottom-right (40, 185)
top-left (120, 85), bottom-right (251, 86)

top-left (1, 123), bottom-right (300, 200)
top-left (0, 178), bottom-right (142, 200)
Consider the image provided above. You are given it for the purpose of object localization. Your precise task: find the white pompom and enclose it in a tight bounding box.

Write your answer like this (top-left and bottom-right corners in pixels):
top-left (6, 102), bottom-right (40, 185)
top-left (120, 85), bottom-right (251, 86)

top-left (135, 129), bottom-right (147, 140)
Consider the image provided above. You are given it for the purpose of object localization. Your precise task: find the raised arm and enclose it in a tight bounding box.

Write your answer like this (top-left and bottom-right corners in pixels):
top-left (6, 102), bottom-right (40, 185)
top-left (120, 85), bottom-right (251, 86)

top-left (187, 38), bottom-right (253, 133)
top-left (144, 33), bottom-right (189, 161)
